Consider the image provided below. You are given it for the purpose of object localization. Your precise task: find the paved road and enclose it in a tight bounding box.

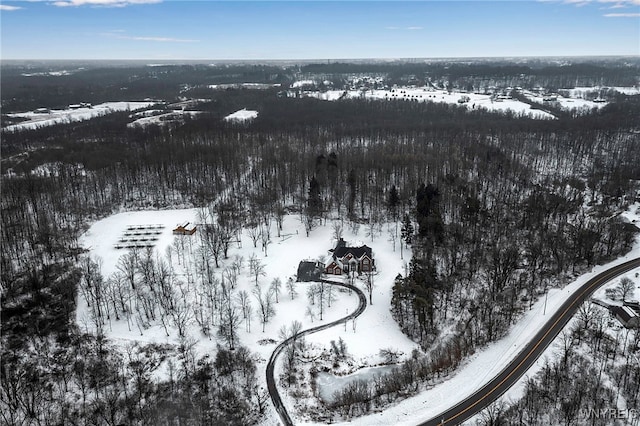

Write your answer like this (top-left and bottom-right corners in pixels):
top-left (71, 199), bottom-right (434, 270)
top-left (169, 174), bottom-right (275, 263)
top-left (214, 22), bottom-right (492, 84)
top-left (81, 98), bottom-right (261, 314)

top-left (266, 279), bottom-right (368, 426)
top-left (419, 257), bottom-right (640, 426)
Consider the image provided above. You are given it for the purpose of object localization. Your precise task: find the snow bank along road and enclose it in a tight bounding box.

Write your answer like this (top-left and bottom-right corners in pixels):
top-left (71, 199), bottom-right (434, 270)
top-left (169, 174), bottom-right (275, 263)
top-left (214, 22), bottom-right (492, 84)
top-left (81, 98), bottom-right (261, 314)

top-left (267, 279), bottom-right (368, 426)
top-left (420, 257), bottom-right (640, 426)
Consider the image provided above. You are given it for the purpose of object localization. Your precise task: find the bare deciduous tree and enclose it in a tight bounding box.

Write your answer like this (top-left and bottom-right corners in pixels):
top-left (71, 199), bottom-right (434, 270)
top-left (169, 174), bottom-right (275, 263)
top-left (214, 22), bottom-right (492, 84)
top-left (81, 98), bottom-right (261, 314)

top-left (270, 278), bottom-right (282, 303)
top-left (253, 286), bottom-right (275, 332)
top-left (286, 278), bottom-right (297, 300)
top-left (248, 253), bottom-right (266, 286)
top-left (617, 277), bottom-right (635, 302)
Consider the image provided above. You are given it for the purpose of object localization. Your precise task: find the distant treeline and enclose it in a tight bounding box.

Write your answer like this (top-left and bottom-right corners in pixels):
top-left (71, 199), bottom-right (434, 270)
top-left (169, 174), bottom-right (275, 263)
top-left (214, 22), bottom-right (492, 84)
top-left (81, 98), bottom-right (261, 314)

top-left (3, 59), bottom-right (639, 112)
top-left (0, 64), bottom-right (290, 112)
top-left (302, 60), bottom-right (640, 81)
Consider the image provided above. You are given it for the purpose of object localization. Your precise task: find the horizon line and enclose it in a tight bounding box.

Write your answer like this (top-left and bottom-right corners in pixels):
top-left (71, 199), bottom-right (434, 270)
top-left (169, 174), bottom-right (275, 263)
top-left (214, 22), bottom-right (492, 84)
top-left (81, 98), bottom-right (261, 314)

top-left (2, 54), bottom-right (639, 63)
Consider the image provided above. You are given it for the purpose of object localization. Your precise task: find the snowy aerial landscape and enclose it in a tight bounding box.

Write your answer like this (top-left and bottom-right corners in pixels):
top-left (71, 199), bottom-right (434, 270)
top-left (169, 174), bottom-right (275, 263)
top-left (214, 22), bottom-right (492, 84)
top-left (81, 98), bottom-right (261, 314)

top-left (2, 1), bottom-right (640, 422)
top-left (74, 203), bottom-right (640, 426)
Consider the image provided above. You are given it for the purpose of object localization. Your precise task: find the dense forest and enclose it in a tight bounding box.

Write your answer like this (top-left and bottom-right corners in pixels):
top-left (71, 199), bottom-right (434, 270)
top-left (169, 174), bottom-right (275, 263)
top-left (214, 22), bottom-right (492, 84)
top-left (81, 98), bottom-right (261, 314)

top-left (1, 60), bottom-right (639, 425)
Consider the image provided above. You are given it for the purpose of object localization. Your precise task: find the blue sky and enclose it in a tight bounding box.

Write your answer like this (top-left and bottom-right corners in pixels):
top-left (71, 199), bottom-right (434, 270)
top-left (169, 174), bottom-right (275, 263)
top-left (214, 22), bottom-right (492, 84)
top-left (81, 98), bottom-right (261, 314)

top-left (1, 1), bottom-right (638, 60)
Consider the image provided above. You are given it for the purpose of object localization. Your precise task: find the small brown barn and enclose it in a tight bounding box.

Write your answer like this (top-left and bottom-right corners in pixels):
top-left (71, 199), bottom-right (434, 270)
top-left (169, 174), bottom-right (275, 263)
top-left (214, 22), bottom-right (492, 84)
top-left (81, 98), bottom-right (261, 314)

top-left (173, 222), bottom-right (196, 235)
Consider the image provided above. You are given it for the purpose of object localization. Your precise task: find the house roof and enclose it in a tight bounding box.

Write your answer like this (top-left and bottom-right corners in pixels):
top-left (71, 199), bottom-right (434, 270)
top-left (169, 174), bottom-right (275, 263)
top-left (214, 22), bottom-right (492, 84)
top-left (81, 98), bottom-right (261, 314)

top-left (333, 244), bottom-right (372, 260)
top-left (613, 305), bottom-right (639, 323)
top-left (325, 259), bottom-right (344, 269)
top-left (330, 237), bottom-right (372, 259)
top-left (174, 221), bottom-right (195, 230)
top-left (624, 300), bottom-right (640, 309)
top-left (297, 261), bottom-right (322, 281)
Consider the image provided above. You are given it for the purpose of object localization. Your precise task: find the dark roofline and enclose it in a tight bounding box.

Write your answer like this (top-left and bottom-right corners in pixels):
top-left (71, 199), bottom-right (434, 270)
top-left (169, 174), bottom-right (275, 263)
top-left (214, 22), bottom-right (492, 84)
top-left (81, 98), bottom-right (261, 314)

top-left (333, 244), bottom-right (372, 259)
top-left (612, 305), bottom-right (638, 322)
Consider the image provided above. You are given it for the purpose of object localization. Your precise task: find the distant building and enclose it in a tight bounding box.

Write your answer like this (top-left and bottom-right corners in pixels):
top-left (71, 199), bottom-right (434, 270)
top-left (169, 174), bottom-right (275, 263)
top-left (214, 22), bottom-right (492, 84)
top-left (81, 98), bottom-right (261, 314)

top-left (324, 238), bottom-right (374, 276)
top-left (297, 261), bottom-right (323, 282)
top-left (611, 305), bottom-right (640, 328)
top-left (172, 222), bottom-right (196, 235)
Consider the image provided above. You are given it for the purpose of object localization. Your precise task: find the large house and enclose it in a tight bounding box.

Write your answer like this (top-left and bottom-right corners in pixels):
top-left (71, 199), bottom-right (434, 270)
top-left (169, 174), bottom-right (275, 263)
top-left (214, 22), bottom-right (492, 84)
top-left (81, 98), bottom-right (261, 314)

top-left (325, 238), bottom-right (374, 276)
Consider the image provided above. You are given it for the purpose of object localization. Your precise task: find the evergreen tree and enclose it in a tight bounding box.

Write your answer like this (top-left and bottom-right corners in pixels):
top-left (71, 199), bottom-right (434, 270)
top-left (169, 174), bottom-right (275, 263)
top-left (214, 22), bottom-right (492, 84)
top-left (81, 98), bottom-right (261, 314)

top-left (307, 176), bottom-right (322, 218)
top-left (416, 183), bottom-right (444, 243)
top-left (401, 213), bottom-right (414, 245)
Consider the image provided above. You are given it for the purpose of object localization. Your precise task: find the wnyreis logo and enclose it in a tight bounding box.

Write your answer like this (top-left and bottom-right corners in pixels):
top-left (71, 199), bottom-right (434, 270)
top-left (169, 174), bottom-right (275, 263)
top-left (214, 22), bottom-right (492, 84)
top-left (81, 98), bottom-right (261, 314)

top-left (581, 408), bottom-right (638, 420)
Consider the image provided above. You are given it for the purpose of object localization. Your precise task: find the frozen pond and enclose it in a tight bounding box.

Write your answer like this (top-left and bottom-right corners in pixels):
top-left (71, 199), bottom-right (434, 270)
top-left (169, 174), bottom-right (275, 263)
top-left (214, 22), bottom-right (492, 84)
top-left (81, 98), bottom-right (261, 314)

top-left (316, 365), bottom-right (398, 403)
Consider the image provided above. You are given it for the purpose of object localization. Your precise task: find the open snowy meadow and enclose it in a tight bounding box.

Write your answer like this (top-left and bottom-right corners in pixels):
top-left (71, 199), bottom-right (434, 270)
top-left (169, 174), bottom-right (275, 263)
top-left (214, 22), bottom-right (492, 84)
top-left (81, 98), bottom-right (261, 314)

top-left (294, 84), bottom-right (638, 121)
top-left (303, 87), bottom-right (557, 120)
top-left (4, 101), bottom-right (158, 132)
top-left (79, 208), bottom-right (418, 422)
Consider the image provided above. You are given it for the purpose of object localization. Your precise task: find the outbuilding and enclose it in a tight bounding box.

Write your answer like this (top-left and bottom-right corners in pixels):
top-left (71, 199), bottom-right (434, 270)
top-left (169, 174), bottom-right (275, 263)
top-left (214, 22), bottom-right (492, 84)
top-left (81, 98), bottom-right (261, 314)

top-left (611, 305), bottom-right (640, 328)
top-left (173, 222), bottom-right (196, 235)
top-left (297, 261), bottom-right (323, 282)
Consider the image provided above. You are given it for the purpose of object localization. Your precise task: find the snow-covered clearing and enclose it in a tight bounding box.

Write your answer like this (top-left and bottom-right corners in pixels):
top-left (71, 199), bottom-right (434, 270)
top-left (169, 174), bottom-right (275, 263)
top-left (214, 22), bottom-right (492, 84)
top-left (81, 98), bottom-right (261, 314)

top-left (209, 83), bottom-right (281, 90)
top-left (127, 110), bottom-right (201, 128)
top-left (4, 101), bottom-right (157, 132)
top-left (79, 210), bottom-right (416, 409)
top-left (564, 86), bottom-right (640, 97)
top-left (21, 69), bottom-right (82, 77)
top-left (224, 108), bottom-right (259, 122)
top-left (301, 87), bottom-right (556, 120)
top-left (522, 90), bottom-right (608, 111)
top-left (291, 80), bottom-right (317, 88)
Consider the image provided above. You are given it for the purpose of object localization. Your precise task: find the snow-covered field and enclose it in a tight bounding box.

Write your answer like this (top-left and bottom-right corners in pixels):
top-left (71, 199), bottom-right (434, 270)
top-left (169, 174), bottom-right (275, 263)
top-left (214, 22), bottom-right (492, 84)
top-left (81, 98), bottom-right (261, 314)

top-left (4, 101), bottom-right (157, 132)
top-left (291, 80), bottom-right (316, 88)
top-left (522, 90), bottom-right (608, 111)
top-left (224, 108), bottom-right (259, 122)
top-left (127, 110), bottom-right (201, 128)
top-left (298, 83), bottom-right (640, 120)
top-left (21, 69), bottom-right (82, 77)
top-left (302, 87), bottom-right (557, 119)
top-left (79, 209), bottom-right (415, 412)
top-left (209, 83), bottom-right (281, 90)
top-left (564, 86), bottom-right (640, 98)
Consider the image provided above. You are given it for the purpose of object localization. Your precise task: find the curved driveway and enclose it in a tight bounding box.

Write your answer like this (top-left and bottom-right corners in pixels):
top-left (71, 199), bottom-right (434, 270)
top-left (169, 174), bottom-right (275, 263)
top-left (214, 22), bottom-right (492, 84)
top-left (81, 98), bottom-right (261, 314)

top-left (266, 279), bottom-right (367, 426)
top-left (419, 257), bottom-right (640, 426)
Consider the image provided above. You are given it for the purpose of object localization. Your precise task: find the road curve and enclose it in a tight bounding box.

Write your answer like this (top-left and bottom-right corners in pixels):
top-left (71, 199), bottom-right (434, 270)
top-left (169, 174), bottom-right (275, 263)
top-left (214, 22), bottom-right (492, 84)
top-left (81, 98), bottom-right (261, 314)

top-left (419, 257), bottom-right (640, 426)
top-left (266, 279), bottom-right (368, 426)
